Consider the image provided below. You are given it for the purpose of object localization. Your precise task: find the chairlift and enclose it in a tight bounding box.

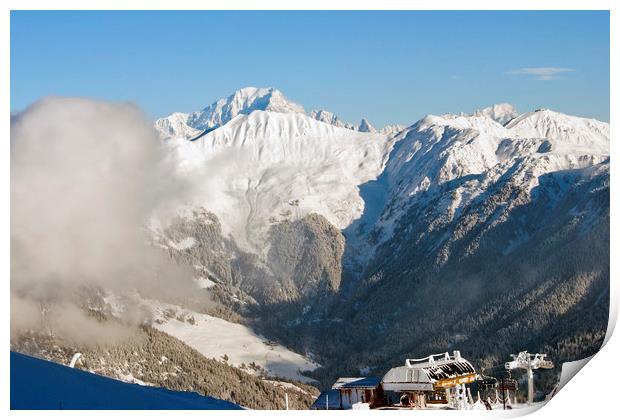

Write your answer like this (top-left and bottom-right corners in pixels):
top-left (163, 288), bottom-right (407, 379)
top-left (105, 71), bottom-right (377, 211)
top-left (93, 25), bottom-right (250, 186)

top-left (478, 376), bottom-right (498, 390)
top-left (497, 378), bottom-right (518, 392)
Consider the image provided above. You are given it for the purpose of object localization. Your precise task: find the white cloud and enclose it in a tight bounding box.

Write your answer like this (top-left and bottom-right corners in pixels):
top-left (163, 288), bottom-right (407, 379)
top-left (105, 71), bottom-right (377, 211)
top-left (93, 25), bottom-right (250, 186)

top-left (506, 67), bottom-right (575, 81)
top-left (10, 97), bottom-right (197, 345)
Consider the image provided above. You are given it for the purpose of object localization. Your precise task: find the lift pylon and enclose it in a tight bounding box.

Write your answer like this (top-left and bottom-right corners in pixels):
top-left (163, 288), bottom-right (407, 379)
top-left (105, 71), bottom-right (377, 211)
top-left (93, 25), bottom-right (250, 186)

top-left (505, 351), bottom-right (554, 405)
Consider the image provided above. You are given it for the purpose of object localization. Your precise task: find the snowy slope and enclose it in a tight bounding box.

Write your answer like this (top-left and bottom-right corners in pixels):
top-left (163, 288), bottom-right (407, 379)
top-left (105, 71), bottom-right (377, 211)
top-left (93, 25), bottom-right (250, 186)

top-left (327, 107), bottom-right (610, 381)
top-left (164, 110), bottom-right (391, 251)
top-left (309, 109), bottom-right (403, 134)
top-left (506, 109), bottom-right (609, 154)
top-left (146, 300), bottom-right (319, 383)
top-left (10, 352), bottom-right (242, 410)
top-left (154, 91), bottom-right (609, 274)
top-left (155, 91), bottom-right (609, 274)
top-left (351, 107), bottom-right (610, 252)
top-left (157, 86), bottom-right (401, 139)
top-left (380, 123), bottom-right (406, 135)
top-left (154, 112), bottom-right (201, 139)
top-left (310, 109), bottom-right (356, 130)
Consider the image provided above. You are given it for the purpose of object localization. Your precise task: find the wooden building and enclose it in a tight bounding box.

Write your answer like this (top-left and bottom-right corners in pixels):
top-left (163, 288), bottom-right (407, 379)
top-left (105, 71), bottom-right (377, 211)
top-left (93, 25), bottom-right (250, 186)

top-left (311, 377), bottom-right (383, 409)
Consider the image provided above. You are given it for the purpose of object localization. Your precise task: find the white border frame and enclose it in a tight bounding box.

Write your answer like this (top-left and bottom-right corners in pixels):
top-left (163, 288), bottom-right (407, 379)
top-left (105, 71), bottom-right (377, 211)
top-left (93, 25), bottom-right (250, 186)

top-left (2, 2), bottom-right (616, 420)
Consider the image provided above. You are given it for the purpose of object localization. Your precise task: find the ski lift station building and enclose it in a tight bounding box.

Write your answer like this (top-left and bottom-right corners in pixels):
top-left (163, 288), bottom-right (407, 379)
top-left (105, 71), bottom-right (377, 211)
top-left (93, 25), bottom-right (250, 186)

top-left (311, 377), bottom-right (383, 409)
top-left (312, 350), bottom-right (478, 409)
top-left (382, 351), bottom-right (477, 392)
top-left (382, 351), bottom-right (477, 408)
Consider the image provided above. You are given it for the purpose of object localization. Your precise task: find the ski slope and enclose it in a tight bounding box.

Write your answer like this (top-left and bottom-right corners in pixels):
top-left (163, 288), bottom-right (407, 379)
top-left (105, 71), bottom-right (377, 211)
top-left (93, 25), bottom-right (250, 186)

top-left (147, 301), bottom-right (319, 383)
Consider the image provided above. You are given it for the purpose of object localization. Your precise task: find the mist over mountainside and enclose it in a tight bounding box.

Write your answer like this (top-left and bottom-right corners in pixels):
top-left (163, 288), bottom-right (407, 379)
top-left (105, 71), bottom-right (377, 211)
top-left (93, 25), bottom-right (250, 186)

top-left (11, 88), bottom-right (609, 401)
top-left (9, 97), bottom-right (321, 407)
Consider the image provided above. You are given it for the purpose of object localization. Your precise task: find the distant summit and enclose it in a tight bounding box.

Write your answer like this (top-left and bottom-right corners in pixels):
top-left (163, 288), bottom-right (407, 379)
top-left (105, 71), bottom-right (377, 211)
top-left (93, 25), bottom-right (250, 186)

top-left (357, 117), bottom-right (377, 133)
top-left (473, 103), bottom-right (519, 125)
top-left (188, 87), bottom-right (304, 131)
top-left (156, 87), bottom-right (403, 139)
top-left (310, 109), bottom-right (356, 130)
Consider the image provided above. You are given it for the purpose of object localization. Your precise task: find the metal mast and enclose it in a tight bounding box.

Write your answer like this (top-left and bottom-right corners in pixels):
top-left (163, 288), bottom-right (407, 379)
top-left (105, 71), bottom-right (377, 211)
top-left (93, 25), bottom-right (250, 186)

top-left (505, 351), bottom-right (554, 405)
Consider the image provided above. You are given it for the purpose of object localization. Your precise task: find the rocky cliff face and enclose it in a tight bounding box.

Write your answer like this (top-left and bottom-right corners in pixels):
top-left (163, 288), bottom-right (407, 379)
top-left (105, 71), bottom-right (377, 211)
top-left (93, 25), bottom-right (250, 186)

top-left (267, 213), bottom-right (345, 300)
top-left (158, 209), bottom-right (345, 314)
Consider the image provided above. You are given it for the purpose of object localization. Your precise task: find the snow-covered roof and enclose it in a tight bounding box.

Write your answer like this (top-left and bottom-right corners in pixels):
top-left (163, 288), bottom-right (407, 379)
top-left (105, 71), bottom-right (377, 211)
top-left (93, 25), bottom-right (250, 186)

top-left (311, 377), bottom-right (382, 410)
top-left (382, 351), bottom-right (477, 392)
top-left (332, 377), bottom-right (363, 389)
top-left (335, 377), bottom-right (382, 389)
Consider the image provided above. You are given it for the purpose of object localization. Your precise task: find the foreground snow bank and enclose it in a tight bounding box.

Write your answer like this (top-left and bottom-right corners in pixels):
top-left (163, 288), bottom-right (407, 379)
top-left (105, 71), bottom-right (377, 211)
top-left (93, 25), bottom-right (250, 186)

top-left (10, 352), bottom-right (242, 410)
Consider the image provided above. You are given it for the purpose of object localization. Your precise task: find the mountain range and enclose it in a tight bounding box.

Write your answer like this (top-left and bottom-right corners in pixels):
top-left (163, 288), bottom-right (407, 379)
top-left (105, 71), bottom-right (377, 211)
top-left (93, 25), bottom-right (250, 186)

top-left (11, 86), bottom-right (609, 404)
top-left (153, 87), bottom-right (609, 390)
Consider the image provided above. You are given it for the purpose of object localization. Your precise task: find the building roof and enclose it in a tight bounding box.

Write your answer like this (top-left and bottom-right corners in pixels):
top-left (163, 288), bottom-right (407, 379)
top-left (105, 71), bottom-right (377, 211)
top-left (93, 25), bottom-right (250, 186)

top-left (332, 377), bottom-right (364, 389)
top-left (382, 352), bottom-right (477, 392)
top-left (310, 389), bottom-right (341, 410)
top-left (337, 377), bottom-right (382, 389)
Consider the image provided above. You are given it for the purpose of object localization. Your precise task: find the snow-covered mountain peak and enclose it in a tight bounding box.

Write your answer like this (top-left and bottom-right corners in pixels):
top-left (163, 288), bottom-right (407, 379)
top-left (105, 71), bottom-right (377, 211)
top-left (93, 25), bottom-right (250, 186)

top-left (358, 118), bottom-right (377, 133)
top-left (185, 87), bottom-right (305, 131)
top-left (156, 88), bottom-right (405, 140)
top-left (155, 87), bottom-right (306, 139)
top-left (165, 110), bottom-right (392, 251)
top-left (415, 112), bottom-right (510, 138)
top-left (359, 106), bottom-right (610, 251)
top-left (390, 108), bottom-right (609, 193)
top-left (385, 113), bottom-right (510, 191)
top-left (310, 110), bottom-right (402, 134)
top-left (310, 109), bottom-right (356, 130)
top-left (155, 91), bottom-right (609, 260)
top-left (506, 108), bottom-right (609, 152)
top-left (310, 109), bottom-right (337, 123)
top-left (154, 112), bottom-right (201, 139)
top-left (473, 103), bottom-right (519, 125)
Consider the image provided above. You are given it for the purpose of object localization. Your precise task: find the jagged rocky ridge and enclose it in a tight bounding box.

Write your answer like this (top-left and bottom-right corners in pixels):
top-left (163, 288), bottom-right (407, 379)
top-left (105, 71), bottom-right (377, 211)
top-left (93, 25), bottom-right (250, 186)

top-left (156, 87), bottom-right (404, 141)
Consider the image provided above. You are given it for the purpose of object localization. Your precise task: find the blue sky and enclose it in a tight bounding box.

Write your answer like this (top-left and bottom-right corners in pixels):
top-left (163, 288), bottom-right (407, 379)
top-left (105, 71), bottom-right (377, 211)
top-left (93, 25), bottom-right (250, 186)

top-left (11, 10), bottom-right (609, 126)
